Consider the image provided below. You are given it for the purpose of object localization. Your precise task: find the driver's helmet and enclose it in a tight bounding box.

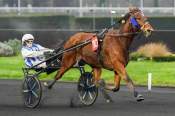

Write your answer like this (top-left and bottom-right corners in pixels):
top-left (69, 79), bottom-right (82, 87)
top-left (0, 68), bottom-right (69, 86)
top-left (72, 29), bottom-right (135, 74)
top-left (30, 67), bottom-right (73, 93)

top-left (22, 34), bottom-right (34, 45)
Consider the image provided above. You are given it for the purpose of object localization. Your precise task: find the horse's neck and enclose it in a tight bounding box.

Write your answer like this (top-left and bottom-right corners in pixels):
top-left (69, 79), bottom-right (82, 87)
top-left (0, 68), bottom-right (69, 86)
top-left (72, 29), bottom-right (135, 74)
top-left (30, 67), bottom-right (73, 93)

top-left (118, 21), bottom-right (135, 50)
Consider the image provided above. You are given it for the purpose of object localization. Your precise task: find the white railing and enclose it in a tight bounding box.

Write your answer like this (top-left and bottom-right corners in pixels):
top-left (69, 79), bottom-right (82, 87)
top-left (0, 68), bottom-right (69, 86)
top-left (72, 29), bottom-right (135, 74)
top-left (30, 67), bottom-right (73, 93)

top-left (0, 7), bottom-right (175, 17)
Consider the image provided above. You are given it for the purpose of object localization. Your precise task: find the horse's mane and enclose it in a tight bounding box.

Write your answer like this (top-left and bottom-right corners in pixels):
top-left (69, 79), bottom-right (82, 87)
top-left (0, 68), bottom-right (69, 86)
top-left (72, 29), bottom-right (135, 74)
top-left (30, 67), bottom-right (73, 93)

top-left (118, 13), bottom-right (131, 24)
top-left (80, 31), bottom-right (99, 33)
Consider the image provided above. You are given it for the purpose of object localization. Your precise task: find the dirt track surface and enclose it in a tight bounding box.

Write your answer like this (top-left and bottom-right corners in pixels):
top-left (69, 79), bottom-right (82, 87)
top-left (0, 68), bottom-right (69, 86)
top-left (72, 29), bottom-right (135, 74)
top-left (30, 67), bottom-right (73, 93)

top-left (0, 79), bottom-right (175, 116)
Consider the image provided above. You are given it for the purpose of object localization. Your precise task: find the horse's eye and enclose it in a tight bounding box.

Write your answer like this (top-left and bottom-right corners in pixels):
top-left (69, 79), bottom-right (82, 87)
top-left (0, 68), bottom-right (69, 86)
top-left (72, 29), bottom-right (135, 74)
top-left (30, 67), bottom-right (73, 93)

top-left (143, 16), bottom-right (148, 21)
top-left (135, 16), bottom-right (141, 20)
top-left (141, 12), bottom-right (145, 16)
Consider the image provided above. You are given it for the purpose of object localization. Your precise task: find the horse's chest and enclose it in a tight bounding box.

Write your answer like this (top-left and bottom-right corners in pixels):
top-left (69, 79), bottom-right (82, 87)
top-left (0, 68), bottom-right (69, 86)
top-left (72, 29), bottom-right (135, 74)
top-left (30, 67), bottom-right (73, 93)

top-left (102, 46), bottom-right (129, 67)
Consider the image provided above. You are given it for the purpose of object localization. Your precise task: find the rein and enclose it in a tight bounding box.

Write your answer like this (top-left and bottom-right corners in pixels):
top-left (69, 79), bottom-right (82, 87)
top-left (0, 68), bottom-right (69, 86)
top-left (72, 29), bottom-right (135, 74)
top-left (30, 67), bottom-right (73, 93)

top-left (105, 32), bottom-right (140, 37)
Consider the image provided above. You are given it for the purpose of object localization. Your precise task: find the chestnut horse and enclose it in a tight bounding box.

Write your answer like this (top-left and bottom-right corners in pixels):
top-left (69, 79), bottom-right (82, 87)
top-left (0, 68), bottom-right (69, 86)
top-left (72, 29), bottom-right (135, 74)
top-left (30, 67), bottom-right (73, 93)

top-left (46, 7), bottom-right (153, 101)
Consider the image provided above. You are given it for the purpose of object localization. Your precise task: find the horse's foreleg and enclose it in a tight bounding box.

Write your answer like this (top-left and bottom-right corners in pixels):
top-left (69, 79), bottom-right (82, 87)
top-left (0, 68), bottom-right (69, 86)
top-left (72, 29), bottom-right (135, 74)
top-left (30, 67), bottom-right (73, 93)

top-left (92, 68), bottom-right (102, 85)
top-left (125, 73), bottom-right (144, 101)
top-left (114, 63), bottom-right (144, 102)
top-left (102, 72), bottom-right (121, 92)
top-left (113, 72), bottom-right (121, 92)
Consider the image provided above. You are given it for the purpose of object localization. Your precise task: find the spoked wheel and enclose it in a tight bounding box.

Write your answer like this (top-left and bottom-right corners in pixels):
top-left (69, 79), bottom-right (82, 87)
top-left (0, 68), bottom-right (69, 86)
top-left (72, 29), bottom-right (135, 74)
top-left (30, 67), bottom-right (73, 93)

top-left (22, 75), bottom-right (42, 108)
top-left (78, 72), bottom-right (98, 106)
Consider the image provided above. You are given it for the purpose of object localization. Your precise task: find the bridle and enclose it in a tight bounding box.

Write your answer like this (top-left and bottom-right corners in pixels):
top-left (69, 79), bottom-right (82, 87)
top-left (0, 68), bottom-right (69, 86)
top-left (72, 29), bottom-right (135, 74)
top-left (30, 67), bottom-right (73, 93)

top-left (105, 10), bottom-right (151, 37)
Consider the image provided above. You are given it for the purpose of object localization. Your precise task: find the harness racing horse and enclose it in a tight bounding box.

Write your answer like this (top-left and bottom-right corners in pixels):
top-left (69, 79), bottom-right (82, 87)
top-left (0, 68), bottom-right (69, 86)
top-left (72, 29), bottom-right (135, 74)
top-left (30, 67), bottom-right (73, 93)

top-left (46, 7), bottom-right (154, 102)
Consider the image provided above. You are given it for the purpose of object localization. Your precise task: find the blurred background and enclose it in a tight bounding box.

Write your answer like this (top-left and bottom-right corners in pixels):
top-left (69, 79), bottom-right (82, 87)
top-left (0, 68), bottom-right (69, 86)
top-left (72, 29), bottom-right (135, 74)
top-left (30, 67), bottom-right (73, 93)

top-left (0, 0), bottom-right (175, 85)
top-left (0, 0), bottom-right (175, 51)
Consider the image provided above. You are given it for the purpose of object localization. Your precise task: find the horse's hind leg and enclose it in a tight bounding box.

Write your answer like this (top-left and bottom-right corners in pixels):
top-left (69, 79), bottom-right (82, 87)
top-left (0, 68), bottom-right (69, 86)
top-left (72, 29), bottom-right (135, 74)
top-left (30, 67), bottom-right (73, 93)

top-left (93, 68), bottom-right (113, 103)
top-left (46, 52), bottom-right (77, 89)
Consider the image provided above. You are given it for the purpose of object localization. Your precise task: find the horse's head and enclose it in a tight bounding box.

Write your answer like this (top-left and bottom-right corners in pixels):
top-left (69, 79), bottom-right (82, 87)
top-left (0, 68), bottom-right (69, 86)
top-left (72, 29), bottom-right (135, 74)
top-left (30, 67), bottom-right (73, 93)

top-left (119, 7), bottom-right (154, 37)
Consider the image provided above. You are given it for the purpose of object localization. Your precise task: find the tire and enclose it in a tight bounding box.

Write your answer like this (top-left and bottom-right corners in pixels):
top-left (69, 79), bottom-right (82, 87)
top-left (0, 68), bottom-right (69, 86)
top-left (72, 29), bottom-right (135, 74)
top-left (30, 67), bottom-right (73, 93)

top-left (78, 72), bottom-right (98, 106)
top-left (22, 75), bottom-right (42, 108)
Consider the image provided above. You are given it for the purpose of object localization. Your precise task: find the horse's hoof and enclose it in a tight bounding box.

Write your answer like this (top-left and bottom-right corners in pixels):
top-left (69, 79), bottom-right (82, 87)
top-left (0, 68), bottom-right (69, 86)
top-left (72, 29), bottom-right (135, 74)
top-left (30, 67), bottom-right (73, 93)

top-left (48, 86), bottom-right (52, 89)
top-left (98, 79), bottom-right (106, 87)
top-left (112, 88), bottom-right (119, 92)
top-left (136, 94), bottom-right (144, 102)
top-left (106, 99), bottom-right (114, 103)
top-left (43, 82), bottom-right (48, 87)
top-left (43, 82), bottom-right (52, 89)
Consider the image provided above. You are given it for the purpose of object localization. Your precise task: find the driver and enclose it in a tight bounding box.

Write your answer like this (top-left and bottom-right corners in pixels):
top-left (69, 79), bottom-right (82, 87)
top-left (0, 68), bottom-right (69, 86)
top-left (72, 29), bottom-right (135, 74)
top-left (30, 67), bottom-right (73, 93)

top-left (21, 34), bottom-right (53, 68)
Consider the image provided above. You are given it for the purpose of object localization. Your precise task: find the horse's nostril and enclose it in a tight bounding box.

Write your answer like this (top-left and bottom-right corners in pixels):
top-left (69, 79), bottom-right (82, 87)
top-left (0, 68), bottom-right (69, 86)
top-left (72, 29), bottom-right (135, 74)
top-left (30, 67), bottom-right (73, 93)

top-left (147, 28), bottom-right (154, 32)
top-left (147, 30), bottom-right (151, 32)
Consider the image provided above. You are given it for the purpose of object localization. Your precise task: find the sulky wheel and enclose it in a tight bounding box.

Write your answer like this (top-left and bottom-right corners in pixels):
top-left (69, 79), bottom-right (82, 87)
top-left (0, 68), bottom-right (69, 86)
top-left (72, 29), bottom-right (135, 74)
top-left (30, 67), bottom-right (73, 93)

top-left (78, 72), bottom-right (98, 106)
top-left (22, 75), bottom-right (42, 108)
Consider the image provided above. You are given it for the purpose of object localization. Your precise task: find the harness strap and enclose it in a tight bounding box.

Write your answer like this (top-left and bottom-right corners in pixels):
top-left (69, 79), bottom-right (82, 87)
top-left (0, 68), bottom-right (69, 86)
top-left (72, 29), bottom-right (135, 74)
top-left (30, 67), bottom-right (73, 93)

top-left (95, 28), bottom-right (110, 67)
top-left (96, 30), bottom-right (107, 67)
top-left (97, 39), bottom-right (104, 67)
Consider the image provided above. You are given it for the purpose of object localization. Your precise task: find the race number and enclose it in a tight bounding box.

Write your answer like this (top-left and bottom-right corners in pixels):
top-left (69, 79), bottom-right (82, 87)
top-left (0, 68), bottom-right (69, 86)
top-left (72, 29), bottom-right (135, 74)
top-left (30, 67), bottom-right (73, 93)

top-left (92, 36), bottom-right (98, 52)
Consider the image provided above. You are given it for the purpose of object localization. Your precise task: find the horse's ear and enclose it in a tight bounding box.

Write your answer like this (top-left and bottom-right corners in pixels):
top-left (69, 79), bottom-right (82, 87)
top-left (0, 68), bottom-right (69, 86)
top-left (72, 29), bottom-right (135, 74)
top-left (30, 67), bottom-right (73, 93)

top-left (129, 6), bottom-right (135, 12)
top-left (121, 19), bottom-right (126, 24)
top-left (129, 6), bottom-right (139, 13)
top-left (118, 19), bottom-right (126, 24)
top-left (129, 7), bottom-right (133, 12)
